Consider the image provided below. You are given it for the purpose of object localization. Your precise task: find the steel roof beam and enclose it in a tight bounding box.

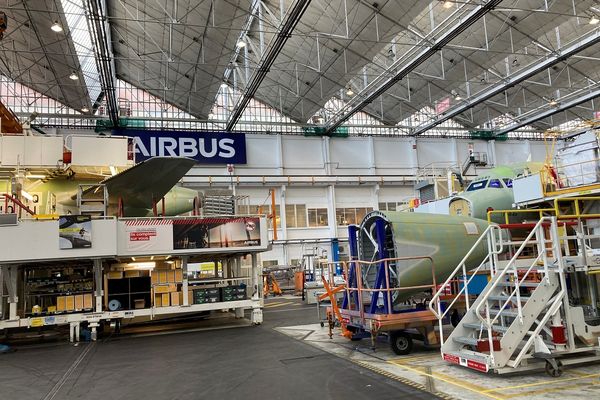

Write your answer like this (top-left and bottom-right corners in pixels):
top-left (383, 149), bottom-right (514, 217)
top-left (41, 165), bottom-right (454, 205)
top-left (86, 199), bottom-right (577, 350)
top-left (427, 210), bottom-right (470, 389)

top-left (225, 0), bottom-right (312, 132)
top-left (323, 0), bottom-right (503, 135)
top-left (494, 87), bottom-right (600, 136)
top-left (84, 0), bottom-right (119, 126)
top-left (410, 29), bottom-right (600, 136)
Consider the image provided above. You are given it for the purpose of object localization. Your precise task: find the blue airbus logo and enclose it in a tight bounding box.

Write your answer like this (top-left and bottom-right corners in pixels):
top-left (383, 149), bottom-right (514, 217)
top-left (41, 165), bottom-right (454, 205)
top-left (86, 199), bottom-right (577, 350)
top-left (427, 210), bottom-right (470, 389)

top-left (124, 130), bottom-right (247, 164)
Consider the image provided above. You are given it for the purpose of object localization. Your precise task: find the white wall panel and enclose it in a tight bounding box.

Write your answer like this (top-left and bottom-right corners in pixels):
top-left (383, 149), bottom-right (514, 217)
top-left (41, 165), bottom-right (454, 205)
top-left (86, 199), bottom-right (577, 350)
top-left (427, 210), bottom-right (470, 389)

top-left (372, 138), bottom-right (413, 174)
top-left (244, 135), bottom-right (279, 168)
top-left (494, 142), bottom-right (530, 166)
top-left (282, 136), bottom-right (324, 173)
top-left (417, 139), bottom-right (456, 167)
top-left (335, 187), bottom-right (373, 206)
top-left (71, 136), bottom-right (129, 166)
top-left (330, 137), bottom-right (372, 174)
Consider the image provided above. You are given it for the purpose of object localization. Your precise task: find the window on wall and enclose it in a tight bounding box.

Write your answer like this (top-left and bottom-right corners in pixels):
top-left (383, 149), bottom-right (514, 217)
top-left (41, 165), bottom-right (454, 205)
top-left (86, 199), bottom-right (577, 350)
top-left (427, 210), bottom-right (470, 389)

top-left (262, 260), bottom-right (278, 267)
top-left (336, 207), bottom-right (374, 226)
top-left (237, 204), bottom-right (279, 228)
top-left (378, 202), bottom-right (396, 211)
top-left (308, 208), bottom-right (329, 227)
top-left (285, 204), bottom-right (307, 228)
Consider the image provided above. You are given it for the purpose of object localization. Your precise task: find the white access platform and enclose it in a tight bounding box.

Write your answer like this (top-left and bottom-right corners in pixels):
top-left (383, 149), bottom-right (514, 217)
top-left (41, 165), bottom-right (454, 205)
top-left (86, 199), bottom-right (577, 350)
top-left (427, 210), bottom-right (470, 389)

top-left (0, 215), bottom-right (270, 340)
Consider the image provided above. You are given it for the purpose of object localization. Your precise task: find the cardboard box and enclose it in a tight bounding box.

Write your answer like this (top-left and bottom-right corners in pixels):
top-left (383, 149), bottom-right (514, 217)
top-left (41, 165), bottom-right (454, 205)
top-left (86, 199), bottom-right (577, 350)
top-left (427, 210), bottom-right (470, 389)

top-left (161, 293), bottom-right (170, 307)
top-left (107, 271), bottom-right (123, 279)
top-left (134, 299), bottom-right (145, 309)
top-left (188, 290), bottom-right (193, 305)
top-left (154, 283), bottom-right (176, 293)
top-left (170, 291), bottom-right (181, 306)
top-left (47, 306), bottom-right (57, 313)
top-left (174, 269), bottom-right (183, 282)
top-left (65, 296), bottom-right (75, 311)
top-left (154, 294), bottom-right (162, 307)
top-left (56, 296), bottom-right (66, 312)
top-left (83, 293), bottom-right (93, 309)
top-left (159, 271), bottom-right (168, 284)
top-left (151, 271), bottom-right (159, 285)
top-left (74, 295), bottom-right (84, 310)
top-left (125, 270), bottom-right (142, 278)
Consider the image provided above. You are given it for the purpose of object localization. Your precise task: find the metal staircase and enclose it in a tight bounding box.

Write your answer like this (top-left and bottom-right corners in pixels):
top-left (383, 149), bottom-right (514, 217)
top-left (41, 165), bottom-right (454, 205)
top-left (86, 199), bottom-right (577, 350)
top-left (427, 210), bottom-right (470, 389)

top-left (431, 217), bottom-right (576, 374)
top-left (77, 184), bottom-right (108, 216)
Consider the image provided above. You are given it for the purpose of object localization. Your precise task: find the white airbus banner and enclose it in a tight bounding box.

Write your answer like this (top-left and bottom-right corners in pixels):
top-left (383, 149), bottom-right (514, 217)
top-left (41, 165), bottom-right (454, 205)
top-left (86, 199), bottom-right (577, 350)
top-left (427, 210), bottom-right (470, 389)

top-left (123, 220), bottom-right (173, 251)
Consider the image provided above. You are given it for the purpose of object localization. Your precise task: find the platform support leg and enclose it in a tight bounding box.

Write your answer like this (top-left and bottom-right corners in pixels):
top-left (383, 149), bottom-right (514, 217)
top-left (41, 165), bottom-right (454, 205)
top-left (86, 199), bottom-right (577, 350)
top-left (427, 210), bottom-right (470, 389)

top-left (251, 253), bottom-right (263, 325)
top-left (181, 256), bottom-right (189, 306)
top-left (89, 322), bottom-right (98, 342)
top-left (93, 259), bottom-right (103, 313)
top-left (5, 265), bottom-right (19, 320)
top-left (69, 322), bottom-right (80, 343)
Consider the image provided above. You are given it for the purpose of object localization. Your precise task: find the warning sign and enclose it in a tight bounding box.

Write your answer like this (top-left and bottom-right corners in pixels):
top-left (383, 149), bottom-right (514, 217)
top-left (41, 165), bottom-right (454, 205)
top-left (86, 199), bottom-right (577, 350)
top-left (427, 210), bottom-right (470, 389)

top-left (123, 221), bottom-right (173, 252)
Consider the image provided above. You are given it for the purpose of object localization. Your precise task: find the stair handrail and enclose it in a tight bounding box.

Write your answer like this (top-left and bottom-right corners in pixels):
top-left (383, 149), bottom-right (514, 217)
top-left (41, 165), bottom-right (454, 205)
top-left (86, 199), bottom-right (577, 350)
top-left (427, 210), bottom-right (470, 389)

top-left (474, 217), bottom-right (554, 329)
top-left (511, 289), bottom-right (565, 367)
top-left (429, 223), bottom-right (502, 322)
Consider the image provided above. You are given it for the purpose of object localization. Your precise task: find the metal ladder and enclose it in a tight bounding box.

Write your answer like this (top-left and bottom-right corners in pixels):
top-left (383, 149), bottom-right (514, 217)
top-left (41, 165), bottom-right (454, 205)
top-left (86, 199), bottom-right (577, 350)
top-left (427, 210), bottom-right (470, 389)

top-left (430, 217), bottom-right (566, 373)
top-left (77, 184), bottom-right (108, 216)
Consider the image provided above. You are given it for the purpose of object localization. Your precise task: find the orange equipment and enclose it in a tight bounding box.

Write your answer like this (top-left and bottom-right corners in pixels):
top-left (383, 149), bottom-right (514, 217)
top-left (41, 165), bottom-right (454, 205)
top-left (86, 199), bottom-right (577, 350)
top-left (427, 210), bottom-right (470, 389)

top-left (263, 272), bottom-right (282, 297)
top-left (0, 98), bottom-right (23, 134)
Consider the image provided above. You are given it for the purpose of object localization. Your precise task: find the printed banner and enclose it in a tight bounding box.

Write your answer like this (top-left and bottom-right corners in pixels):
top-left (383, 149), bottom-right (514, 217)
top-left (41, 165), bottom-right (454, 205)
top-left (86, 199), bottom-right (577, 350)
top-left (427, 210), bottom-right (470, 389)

top-left (124, 220), bottom-right (173, 252)
top-left (59, 215), bottom-right (92, 249)
top-left (122, 130), bottom-right (247, 164)
top-left (173, 217), bottom-right (261, 250)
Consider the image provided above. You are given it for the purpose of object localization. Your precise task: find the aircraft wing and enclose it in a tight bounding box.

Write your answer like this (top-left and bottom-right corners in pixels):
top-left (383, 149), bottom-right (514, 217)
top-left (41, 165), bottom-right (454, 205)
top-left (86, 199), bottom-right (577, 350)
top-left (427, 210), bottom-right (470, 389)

top-left (100, 157), bottom-right (196, 209)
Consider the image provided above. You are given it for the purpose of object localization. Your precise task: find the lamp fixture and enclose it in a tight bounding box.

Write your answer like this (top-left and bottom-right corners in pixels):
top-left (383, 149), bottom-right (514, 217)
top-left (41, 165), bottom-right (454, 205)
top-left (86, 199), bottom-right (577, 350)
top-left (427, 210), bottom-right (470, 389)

top-left (109, 165), bottom-right (117, 176)
top-left (81, 106), bottom-right (89, 112)
top-left (21, 190), bottom-right (34, 201)
top-left (236, 40), bottom-right (246, 48)
top-left (548, 97), bottom-right (558, 106)
top-left (442, 1), bottom-right (453, 9)
top-left (51, 21), bottom-right (63, 32)
top-left (27, 174), bottom-right (46, 179)
top-left (69, 72), bottom-right (79, 80)
top-left (346, 86), bottom-right (354, 96)
top-left (590, 15), bottom-right (600, 25)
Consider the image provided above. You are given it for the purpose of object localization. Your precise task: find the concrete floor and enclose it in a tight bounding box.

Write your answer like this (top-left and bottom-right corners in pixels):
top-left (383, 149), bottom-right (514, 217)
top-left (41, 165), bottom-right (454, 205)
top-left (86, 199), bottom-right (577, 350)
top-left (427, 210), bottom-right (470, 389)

top-left (0, 296), bottom-right (438, 400)
top-left (277, 320), bottom-right (600, 400)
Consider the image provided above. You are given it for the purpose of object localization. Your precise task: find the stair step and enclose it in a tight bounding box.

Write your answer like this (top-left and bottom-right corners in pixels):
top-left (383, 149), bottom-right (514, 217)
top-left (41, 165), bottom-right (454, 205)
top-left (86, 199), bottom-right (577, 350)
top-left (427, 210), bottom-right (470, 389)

top-left (453, 336), bottom-right (479, 346)
top-left (489, 309), bottom-right (519, 318)
top-left (488, 295), bottom-right (530, 302)
top-left (463, 322), bottom-right (509, 333)
top-left (496, 281), bottom-right (540, 288)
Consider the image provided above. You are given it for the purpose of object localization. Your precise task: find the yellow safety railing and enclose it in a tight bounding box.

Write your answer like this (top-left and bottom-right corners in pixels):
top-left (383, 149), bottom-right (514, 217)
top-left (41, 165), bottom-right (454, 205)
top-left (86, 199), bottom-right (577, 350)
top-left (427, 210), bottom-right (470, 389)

top-left (487, 196), bottom-right (600, 222)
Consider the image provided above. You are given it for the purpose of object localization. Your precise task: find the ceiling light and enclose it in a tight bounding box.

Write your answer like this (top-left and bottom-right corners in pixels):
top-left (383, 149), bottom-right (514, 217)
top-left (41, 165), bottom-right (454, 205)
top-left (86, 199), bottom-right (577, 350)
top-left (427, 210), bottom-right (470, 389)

top-left (128, 262), bottom-right (156, 270)
top-left (220, 83), bottom-right (228, 89)
top-left (346, 87), bottom-right (354, 96)
top-left (81, 107), bottom-right (89, 112)
top-left (109, 165), bottom-right (117, 176)
top-left (21, 190), bottom-right (34, 201)
top-left (549, 98), bottom-right (558, 106)
top-left (454, 94), bottom-right (462, 101)
top-left (590, 15), bottom-right (600, 25)
top-left (69, 72), bottom-right (79, 80)
top-left (236, 40), bottom-right (246, 48)
top-left (442, 1), bottom-right (453, 9)
top-left (27, 174), bottom-right (46, 179)
top-left (51, 21), bottom-right (63, 32)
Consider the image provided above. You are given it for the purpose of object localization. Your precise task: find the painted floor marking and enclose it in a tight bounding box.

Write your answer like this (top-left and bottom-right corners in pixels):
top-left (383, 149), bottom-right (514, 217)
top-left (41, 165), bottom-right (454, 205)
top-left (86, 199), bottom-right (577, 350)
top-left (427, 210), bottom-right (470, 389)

top-left (388, 360), bottom-right (505, 400)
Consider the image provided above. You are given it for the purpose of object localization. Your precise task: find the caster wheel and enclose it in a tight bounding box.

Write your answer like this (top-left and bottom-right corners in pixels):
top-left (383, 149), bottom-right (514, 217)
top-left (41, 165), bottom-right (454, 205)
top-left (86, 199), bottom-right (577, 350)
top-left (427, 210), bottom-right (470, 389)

top-left (320, 321), bottom-right (325, 327)
top-left (545, 360), bottom-right (563, 377)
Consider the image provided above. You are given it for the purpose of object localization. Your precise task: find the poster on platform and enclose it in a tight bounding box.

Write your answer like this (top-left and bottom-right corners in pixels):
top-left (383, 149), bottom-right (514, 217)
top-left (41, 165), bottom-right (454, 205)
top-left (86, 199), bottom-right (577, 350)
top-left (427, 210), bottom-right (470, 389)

top-left (59, 215), bottom-right (92, 249)
top-left (173, 217), bottom-right (261, 250)
top-left (124, 220), bottom-right (173, 251)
